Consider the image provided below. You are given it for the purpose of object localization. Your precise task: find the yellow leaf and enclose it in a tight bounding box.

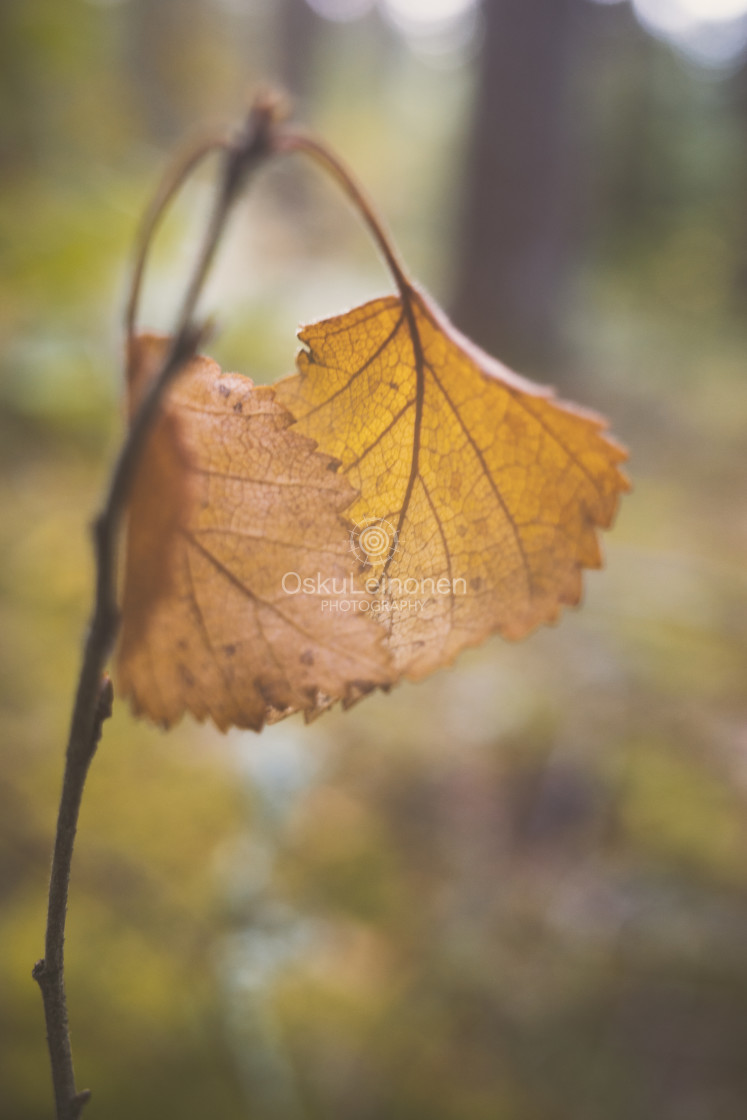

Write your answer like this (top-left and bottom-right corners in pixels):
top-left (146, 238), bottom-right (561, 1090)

top-left (276, 286), bottom-right (630, 678)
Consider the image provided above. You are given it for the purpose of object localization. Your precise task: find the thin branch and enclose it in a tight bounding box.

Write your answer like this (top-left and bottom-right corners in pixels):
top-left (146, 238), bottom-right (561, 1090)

top-left (35, 89), bottom-right (409, 1120)
top-left (33, 91), bottom-right (282, 1120)
top-left (32, 678), bottom-right (113, 1120)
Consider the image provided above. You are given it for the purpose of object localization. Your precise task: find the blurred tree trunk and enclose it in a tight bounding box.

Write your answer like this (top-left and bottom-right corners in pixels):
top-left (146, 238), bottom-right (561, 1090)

top-left (450, 0), bottom-right (598, 373)
top-left (731, 61), bottom-right (747, 302)
top-left (276, 0), bottom-right (320, 106)
top-left (0, 0), bottom-right (32, 171)
top-left (124, 0), bottom-right (207, 142)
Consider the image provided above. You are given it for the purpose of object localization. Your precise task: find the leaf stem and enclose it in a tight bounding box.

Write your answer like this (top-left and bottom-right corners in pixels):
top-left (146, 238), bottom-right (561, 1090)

top-left (33, 92), bottom-right (281, 1120)
top-left (273, 127), bottom-right (426, 582)
top-left (272, 128), bottom-right (413, 300)
top-left (125, 132), bottom-right (227, 348)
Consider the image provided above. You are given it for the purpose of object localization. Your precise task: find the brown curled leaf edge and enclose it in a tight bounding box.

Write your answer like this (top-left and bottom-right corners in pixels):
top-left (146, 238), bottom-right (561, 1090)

top-left (117, 334), bottom-right (394, 732)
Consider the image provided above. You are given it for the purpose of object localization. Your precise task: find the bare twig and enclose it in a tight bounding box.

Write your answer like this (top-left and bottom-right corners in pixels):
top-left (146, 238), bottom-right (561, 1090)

top-left (34, 91), bottom-right (281, 1120)
top-left (271, 127), bottom-right (413, 299)
top-left (34, 86), bottom-right (408, 1119)
top-left (125, 131), bottom-right (227, 348)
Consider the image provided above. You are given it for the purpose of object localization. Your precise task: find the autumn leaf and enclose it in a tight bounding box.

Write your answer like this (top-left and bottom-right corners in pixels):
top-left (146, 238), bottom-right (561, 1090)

top-left (117, 334), bottom-right (393, 731)
top-left (275, 285), bottom-right (630, 678)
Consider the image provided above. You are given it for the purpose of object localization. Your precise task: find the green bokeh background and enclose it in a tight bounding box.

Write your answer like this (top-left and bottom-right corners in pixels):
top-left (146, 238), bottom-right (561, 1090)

top-left (1, 2), bottom-right (746, 1117)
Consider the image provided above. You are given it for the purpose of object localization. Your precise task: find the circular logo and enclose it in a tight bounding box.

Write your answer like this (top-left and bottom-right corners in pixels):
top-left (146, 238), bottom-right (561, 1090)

top-left (350, 517), bottom-right (399, 567)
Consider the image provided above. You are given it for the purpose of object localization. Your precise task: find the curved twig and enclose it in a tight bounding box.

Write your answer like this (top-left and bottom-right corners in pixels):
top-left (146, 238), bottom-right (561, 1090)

top-left (272, 127), bottom-right (413, 300)
top-left (35, 89), bottom-right (411, 1120)
top-left (34, 92), bottom-right (281, 1120)
top-left (125, 132), bottom-right (228, 348)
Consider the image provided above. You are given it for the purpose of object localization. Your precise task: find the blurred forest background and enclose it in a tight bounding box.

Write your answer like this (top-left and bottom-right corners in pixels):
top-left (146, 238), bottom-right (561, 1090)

top-left (1, 0), bottom-right (747, 1117)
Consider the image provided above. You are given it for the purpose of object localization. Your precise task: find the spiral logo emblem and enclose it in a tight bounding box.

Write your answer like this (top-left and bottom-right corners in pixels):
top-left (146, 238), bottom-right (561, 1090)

top-left (350, 518), bottom-right (399, 567)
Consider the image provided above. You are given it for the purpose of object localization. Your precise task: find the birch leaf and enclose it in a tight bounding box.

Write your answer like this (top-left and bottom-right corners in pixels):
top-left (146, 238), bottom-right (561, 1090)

top-left (275, 286), bottom-right (630, 678)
